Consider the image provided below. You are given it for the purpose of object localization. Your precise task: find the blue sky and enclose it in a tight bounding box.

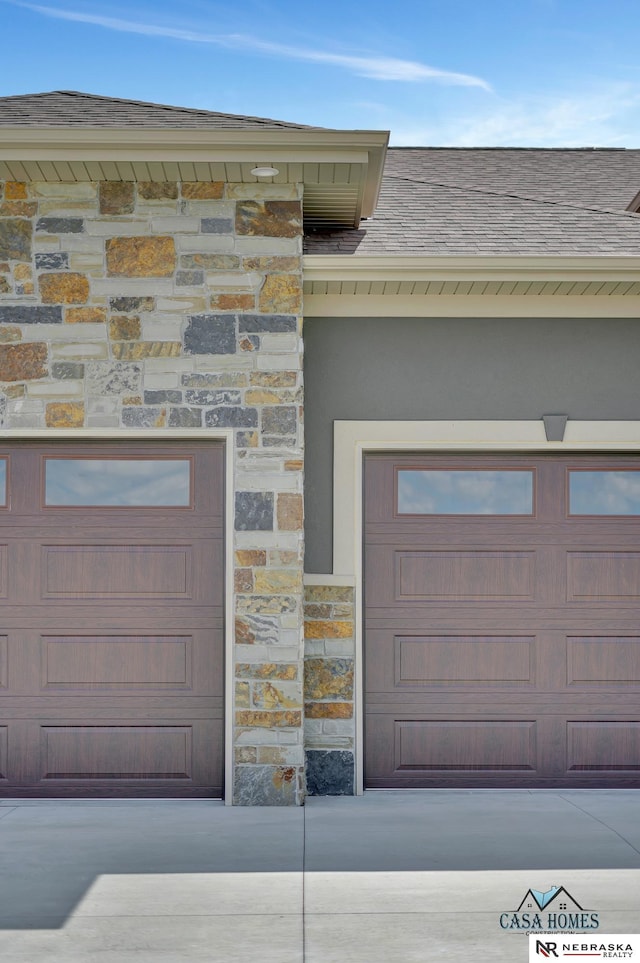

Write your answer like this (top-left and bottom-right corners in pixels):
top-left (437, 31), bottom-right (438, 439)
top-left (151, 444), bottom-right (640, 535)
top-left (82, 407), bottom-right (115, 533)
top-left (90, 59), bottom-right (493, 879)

top-left (1, 0), bottom-right (639, 146)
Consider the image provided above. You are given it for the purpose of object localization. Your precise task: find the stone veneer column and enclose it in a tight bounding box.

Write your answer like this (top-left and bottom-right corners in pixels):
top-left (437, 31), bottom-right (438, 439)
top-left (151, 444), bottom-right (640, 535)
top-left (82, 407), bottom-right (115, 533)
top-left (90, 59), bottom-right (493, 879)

top-left (304, 584), bottom-right (355, 794)
top-left (0, 178), bottom-right (305, 804)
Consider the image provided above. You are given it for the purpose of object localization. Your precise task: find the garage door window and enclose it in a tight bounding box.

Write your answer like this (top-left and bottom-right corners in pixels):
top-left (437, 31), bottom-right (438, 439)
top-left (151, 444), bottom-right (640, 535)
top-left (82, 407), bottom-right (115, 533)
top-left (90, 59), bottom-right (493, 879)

top-left (569, 471), bottom-right (640, 515)
top-left (397, 469), bottom-right (533, 515)
top-left (44, 458), bottom-right (192, 507)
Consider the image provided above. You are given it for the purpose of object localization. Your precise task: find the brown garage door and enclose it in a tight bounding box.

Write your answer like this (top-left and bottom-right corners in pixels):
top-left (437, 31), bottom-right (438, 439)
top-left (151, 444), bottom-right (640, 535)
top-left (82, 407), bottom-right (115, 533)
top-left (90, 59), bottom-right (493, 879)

top-left (0, 442), bottom-right (224, 798)
top-left (365, 453), bottom-right (640, 789)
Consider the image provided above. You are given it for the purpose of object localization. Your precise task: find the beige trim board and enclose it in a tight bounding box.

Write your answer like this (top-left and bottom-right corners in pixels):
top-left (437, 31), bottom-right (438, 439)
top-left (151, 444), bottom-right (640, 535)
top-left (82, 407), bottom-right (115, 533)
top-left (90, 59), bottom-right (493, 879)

top-left (330, 419), bottom-right (640, 794)
top-left (303, 573), bottom-right (356, 586)
top-left (0, 427), bottom-right (236, 805)
top-left (303, 294), bottom-right (640, 318)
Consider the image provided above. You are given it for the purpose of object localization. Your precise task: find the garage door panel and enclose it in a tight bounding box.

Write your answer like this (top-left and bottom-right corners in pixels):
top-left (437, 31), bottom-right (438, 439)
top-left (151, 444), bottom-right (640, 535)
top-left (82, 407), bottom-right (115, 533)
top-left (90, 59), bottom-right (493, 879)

top-left (395, 720), bottom-right (538, 773)
top-left (567, 721), bottom-right (640, 772)
top-left (40, 725), bottom-right (195, 780)
top-left (42, 545), bottom-right (192, 599)
top-left (0, 726), bottom-right (6, 779)
top-left (567, 637), bottom-right (640, 685)
top-left (42, 635), bottom-right (193, 689)
top-left (395, 550), bottom-right (536, 601)
top-left (567, 551), bottom-right (640, 601)
top-left (394, 635), bottom-right (535, 687)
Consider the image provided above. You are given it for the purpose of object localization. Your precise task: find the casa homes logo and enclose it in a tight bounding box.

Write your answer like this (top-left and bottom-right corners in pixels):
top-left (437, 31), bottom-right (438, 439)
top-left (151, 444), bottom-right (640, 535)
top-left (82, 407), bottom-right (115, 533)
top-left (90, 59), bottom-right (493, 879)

top-left (529, 933), bottom-right (639, 960)
top-left (500, 884), bottom-right (600, 932)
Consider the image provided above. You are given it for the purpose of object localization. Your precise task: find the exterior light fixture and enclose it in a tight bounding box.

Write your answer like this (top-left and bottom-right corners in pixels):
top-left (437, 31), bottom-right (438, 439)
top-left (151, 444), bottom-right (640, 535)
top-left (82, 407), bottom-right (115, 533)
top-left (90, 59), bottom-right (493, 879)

top-left (250, 166), bottom-right (279, 177)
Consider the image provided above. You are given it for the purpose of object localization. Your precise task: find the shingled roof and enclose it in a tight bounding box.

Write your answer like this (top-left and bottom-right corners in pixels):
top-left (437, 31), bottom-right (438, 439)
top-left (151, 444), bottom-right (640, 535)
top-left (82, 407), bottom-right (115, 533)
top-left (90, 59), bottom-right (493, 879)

top-left (0, 90), bottom-right (320, 130)
top-left (304, 147), bottom-right (640, 256)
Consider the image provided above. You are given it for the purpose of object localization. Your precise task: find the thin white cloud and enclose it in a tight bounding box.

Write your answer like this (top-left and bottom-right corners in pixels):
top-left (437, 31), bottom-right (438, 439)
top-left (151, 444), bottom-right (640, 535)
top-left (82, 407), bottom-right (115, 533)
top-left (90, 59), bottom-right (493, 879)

top-left (10, 1), bottom-right (491, 89)
top-left (390, 84), bottom-right (640, 146)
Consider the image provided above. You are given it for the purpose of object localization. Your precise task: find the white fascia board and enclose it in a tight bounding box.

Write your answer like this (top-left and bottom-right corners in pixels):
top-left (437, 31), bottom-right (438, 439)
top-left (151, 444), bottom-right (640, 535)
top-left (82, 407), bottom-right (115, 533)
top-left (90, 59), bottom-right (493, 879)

top-left (303, 254), bottom-right (640, 283)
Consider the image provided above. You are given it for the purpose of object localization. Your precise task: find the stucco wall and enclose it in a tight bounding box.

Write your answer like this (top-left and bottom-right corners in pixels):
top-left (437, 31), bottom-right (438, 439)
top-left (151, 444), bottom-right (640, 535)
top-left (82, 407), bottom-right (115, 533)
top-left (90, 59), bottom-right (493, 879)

top-left (0, 177), bottom-right (305, 804)
top-left (303, 314), bottom-right (640, 573)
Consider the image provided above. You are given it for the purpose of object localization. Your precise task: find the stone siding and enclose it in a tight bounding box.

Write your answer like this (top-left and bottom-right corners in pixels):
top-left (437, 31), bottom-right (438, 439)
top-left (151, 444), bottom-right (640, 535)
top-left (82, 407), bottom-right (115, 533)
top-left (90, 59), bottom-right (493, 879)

top-left (303, 583), bottom-right (355, 795)
top-left (0, 178), bottom-right (305, 805)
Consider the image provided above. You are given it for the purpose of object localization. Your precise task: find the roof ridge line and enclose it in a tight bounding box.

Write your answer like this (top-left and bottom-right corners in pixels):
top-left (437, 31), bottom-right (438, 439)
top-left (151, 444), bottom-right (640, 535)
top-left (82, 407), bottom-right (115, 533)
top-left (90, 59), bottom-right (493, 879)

top-left (384, 172), bottom-right (640, 222)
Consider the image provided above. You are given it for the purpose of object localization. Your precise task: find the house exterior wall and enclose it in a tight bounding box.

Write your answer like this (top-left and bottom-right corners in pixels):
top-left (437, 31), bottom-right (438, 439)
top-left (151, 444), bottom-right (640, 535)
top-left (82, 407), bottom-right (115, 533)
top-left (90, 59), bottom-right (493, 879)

top-left (303, 314), bottom-right (640, 574)
top-left (0, 177), bottom-right (305, 805)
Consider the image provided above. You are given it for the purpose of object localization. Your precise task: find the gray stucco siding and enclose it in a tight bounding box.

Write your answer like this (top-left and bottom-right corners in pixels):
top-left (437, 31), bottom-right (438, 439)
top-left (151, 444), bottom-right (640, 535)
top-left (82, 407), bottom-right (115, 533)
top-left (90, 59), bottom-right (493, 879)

top-left (303, 315), bottom-right (640, 573)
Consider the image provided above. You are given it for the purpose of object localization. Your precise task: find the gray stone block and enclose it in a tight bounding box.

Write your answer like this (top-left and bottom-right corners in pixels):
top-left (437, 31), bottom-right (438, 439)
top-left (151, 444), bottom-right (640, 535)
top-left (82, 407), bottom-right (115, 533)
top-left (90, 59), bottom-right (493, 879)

top-left (52, 362), bottom-right (85, 380)
top-left (109, 296), bottom-right (156, 312)
top-left (0, 219), bottom-right (31, 261)
top-left (176, 270), bottom-right (204, 286)
top-left (235, 491), bottom-right (273, 530)
top-left (143, 390), bottom-right (182, 404)
top-left (36, 217), bottom-right (84, 234)
top-left (305, 750), bottom-right (354, 796)
top-left (262, 406), bottom-right (297, 435)
top-left (233, 765), bottom-right (298, 805)
top-left (86, 361), bottom-right (142, 395)
top-left (185, 389), bottom-right (241, 406)
top-left (206, 406), bottom-right (258, 428)
top-left (0, 305), bottom-right (63, 324)
top-left (121, 406), bottom-right (164, 428)
top-left (168, 406), bottom-right (202, 427)
top-left (184, 314), bottom-right (236, 354)
top-left (239, 314), bottom-right (297, 333)
top-left (35, 252), bottom-right (69, 270)
top-left (201, 218), bottom-right (233, 234)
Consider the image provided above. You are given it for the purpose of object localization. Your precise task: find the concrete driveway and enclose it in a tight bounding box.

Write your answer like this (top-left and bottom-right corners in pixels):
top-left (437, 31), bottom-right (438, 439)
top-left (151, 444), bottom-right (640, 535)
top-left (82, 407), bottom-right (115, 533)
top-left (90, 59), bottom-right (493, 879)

top-left (1, 791), bottom-right (639, 962)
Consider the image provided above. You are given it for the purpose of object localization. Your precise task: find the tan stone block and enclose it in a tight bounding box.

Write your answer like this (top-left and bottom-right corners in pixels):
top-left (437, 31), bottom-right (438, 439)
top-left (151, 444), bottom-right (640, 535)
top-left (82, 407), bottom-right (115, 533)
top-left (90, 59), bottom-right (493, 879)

top-left (239, 431), bottom-right (259, 447)
top-left (235, 710), bottom-right (301, 727)
top-left (0, 342), bottom-right (47, 381)
top-left (106, 236), bottom-right (176, 277)
top-left (252, 682), bottom-right (301, 710)
top-left (45, 401), bottom-right (85, 428)
top-left (244, 389), bottom-right (281, 404)
top-left (99, 181), bottom-right (135, 215)
top-left (235, 618), bottom-right (256, 645)
top-left (304, 620), bottom-right (354, 640)
top-left (304, 702), bottom-right (352, 719)
top-left (2, 383), bottom-right (24, 398)
top-left (236, 200), bottom-right (302, 238)
top-left (305, 586), bottom-right (354, 603)
top-left (181, 182), bottom-right (224, 199)
top-left (235, 746), bottom-right (257, 764)
top-left (5, 182), bottom-right (27, 200)
top-left (0, 325), bottom-right (21, 343)
top-left (20, 282), bottom-right (34, 295)
top-left (259, 274), bottom-right (302, 314)
top-left (65, 307), bottom-right (107, 324)
top-left (111, 342), bottom-right (181, 360)
top-left (13, 263), bottom-right (32, 282)
top-left (242, 256), bottom-right (300, 272)
top-left (0, 201), bottom-right (37, 217)
top-left (257, 747), bottom-right (291, 765)
top-left (210, 293), bottom-right (255, 311)
top-left (277, 493), bottom-right (303, 531)
top-left (0, 278), bottom-right (10, 294)
top-left (108, 314), bottom-right (141, 340)
top-left (235, 550), bottom-right (267, 567)
top-left (39, 272), bottom-right (90, 305)
top-left (239, 338), bottom-right (255, 352)
top-left (235, 663), bottom-right (298, 681)
top-left (235, 568), bottom-right (254, 593)
top-left (121, 395), bottom-right (142, 406)
top-left (250, 371), bottom-right (297, 387)
top-left (235, 681), bottom-right (250, 708)
top-left (254, 569), bottom-right (302, 594)
top-left (285, 459), bottom-right (303, 471)
top-left (269, 550), bottom-right (299, 566)
top-left (138, 181), bottom-right (178, 200)
top-left (304, 658), bottom-right (353, 700)
top-left (181, 253), bottom-right (240, 270)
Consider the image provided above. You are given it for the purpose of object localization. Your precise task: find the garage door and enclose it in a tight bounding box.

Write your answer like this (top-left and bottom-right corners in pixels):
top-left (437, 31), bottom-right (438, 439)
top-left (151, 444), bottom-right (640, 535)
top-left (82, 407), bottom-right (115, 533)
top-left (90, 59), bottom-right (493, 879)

top-left (365, 453), bottom-right (640, 789)
top-left (0, 442), bottom-right (224, 797)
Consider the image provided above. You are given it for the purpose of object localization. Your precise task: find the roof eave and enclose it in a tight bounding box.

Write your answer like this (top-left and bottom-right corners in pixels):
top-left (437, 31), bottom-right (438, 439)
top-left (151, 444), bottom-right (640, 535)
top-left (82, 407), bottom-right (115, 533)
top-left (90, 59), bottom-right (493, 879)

top-left (0, 126), bottom-right (389, 229)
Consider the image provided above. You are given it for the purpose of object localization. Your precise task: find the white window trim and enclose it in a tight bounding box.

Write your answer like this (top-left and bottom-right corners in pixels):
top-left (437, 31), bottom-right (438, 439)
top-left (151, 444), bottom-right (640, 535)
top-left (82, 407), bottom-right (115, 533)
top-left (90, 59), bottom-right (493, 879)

top-left (331, 420), bottom-right (640, 794)
top-left (0, 428), bottom-right (235, 804)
